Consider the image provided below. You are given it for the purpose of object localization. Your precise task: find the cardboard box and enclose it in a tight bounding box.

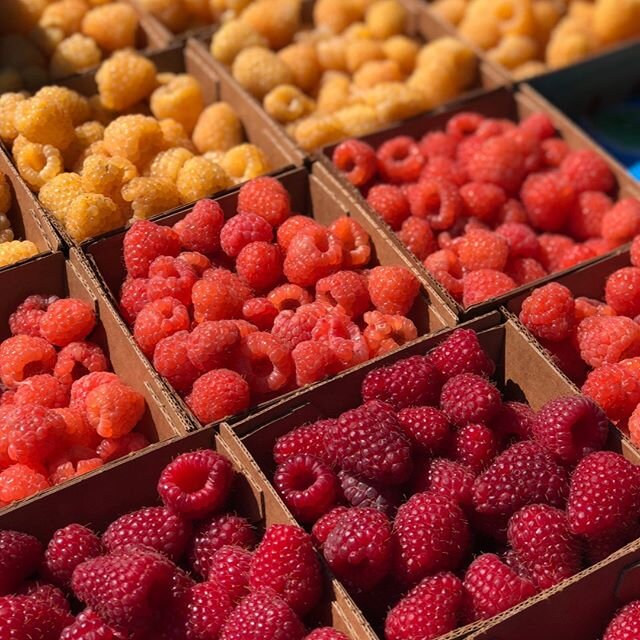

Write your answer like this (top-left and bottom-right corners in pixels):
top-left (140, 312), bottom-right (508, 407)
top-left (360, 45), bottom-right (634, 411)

top-left (225, 316), bottom-right (640, 640)
top-left (319, 85), bottom-right (640, 322)
top-left (0, 427), bottom-right (376, 640)
top-left (80, 162), bottom-right (468, 431)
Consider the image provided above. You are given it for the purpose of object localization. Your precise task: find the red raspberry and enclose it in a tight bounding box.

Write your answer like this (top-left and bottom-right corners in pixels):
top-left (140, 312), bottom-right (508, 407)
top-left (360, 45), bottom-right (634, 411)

top-left (219, 589), bottom-right (305, 640)
top-left (560, 149), bottom-right (615, 193)
top-left (477, 118), bottom-right (517, 139)
top-left (451, 423), bottom-right (498, 472)
top-left (578, 315), bottom-right (640, 367)
top-left (0, 595), bottom-right (72, 640)
top-left (538, 233), bottom-right (575, 271)
top-left (459, 182), bottom-right (507, 222)
top-left (119, 278), bottom-right (150, 325)
top-left (51, 458), bottom-right (104, 485)
top-left (397, 216), bottom-right (436, 260)
top-left (505, 127), bottom-right (544, 173)
top-left (189, 512), bottom-right (255, 579)
top-left (427, 458), bottom-right (475, 508)
top-left (495, 222), bottom-right (539, 259)
top-left (491, 401), bottom-right (535, 440)
top-left (311, 507), bottom-right (349, 547)
top-left (153, 331), bottom-right (200, 394)
top-left (158, 449), bottom-right (233, 520)
top-left (332, 139), bottom-right (377, 186)
top-left (440, 373), bottom-right (501, 427)
top-left (208, 545), bottom-right (252, 603)
top-left (366, 184), bottom-right (410, 230)
top-left (39, 298), bottom-right (96, 347)
top-left (237, 177), bottom-right (291, 227)
top-left (338, 470), bottom-right (401, 515)
top-left (0, 335), bottom-right (57, 388)
top-left (521, 171), bottom-right (576, 232)
top-left (54, 342), bottom-right (108, 387)
top-left (397, 406), bottom-right (450, 454)
top-left (186, 369), bottom-right (250, 424)
top-left (406, 178), bottom-right (462, 230)
top-left (586, 521), bottom-right (640, 565)
top-left (394, 492), bottom-right (471, 587)
top-left (541, 138), bottom-right (570, 167)
top-left (367, 265), bottom-right (419, 315)
top-left (274, 454), bottom-right (339, 522)
top-left (243, 297), bottom-right (278, 330)
top-left (568, 191), bottom-right (612, 240)
top-left (473, 441), bottom-right (569, 517)
top-left (605, 267), bottom-right (640, 317)
top-left (556, 243), bottom-right (597, 270)
top-left (220, 212), bottom-right (273, 258)
top-left (283, 227), bottom-right (343, 287)
top-left (20, 583), bottom-right (69, 613)
top-left (457, 229), bottom-right (509, 272)
top-left (508, 504), bottom-right (582, 589)
top-left (519, 283), bottom-right (575, 341)
top-left (463, 553), bottom-right (537, 621)
top-left (567, 451), bottom-right (640, 538)
top-left (385, 572), bottom-right (464, 640)
top-left (187, 320), bottom-right (240, 373)
top-left (466, 135), bottom-right (526, 194)
top-left (0, 530), bottom-right (42, 595)
top-left (192, 276), bottom-right (245, 324)
top-left (173, 199), bottom-right (224, 255)
top-left (315, 271), bottom-right (370, 319)
top-left (428, 328), bottom-right (495, 378)
top-left (180, 251), bottom-right (211, 275)
top-left (185, 581), bottom-right (232, 640)
top-left (462, 269), bottom-right (516, 307)
top-left (249, 524), bottom-right (321, 616)
top-left (304, 629), bottom-right (349, 640)
top-left (324, 400), bottom-right (412, 485)
top-left (235, 331), bottom-right (293, 395)
top-left (273, 419), bottom-right (333, 465)
top-left (272, 303), bottom-right (328, 350)
top-left (124, 220), bottom-right (181, 279)
top-left (601, 198), bottom-right (640, 245)
top-left (86, 381), bottom-right (144, 438)
top-left (419, 131), bottom-right (458, 159)
top-left (632, 236), bottom-right (640, 267)
top-left (146, 256), bottom-right (197, 307)
top-left (69, 371), bottom-right (119, 411)
top-left (329, 216), bottom-right (371, 268)
top-left (604, 601), bottom-right (640, 640)
top-left (43, 524), bottom-right (102, 589)
top-left (276, 216), bottom-right (324, 253)
top-left (323, 507), bottom-right (393, 591)
top-left (133, 297), bottom-right (190, 357)
top-left (582, 358), bottom-right (640, 421)
top-left (506, 257), bottom-right (547, 285)
top-left (14, 374), bottom-right (69, 408)
top-left (310, 310), bottom-right (369, 371)
top-left (236, 241), bottom-right (283, 292)
top-left (9, 295), bottom-right (57, 337)
top-left (420, 155), bottom-right (467, 186)
top-left (0, 464), bottom-right (49, 503)
top-left (363, 310), bottom-right (417, 356)
top-left (376, 136), bottom-right (424, 183)
top-left (268, 284), bottom-right (313, 312)
top-left (520, 112), bottom-right (555, 141)
top-left (447, 112), bottom-right (484, 138)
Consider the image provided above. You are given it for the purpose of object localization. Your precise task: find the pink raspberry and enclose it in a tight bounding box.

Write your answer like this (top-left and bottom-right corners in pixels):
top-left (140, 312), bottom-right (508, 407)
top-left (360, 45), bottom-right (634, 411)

top-left (220, 212), bottom-right (273, 258)
top-left (40, 298), bottom-right (96, 347)
top-left (173, 199), bottom-right (224, 255)
top-left (119, 278), bottom-right (150, 325)
top-left (419, 131), bottom-right (458, 159)
top-left (376, 136), bottom-right (424, 183)
top-left (366, 184), bottom-right (410, 230)
top-left (187, 320), bottom-right (240, 373)
top-left (288, 338), bottom-right (334, 386)
top-left (54, 341), bottom-right (108, 387)
top-left (332, 139), bottom-right (377, 186)
top-left (133, 297), bottom-right (190, 357)
top-left (605, 267), bottom-right (640, 317)
top-left (397, 216), bottom-right (436, 260)
top-left (146, 256), bottom-right (197, 307)
top-left (367, 265), bottom-right (419, 315)
top-left (397, 406), bottom-right (450, 454)
top-left (0, 530), bottom-right (42, 595)
top-left (316, 270), bottom-right (370, 319)
top-left (521, 171), bottom-right (576, 232)
top-left (405, 178), bottom-right (461, 230)
top-left (457, 228), bottom-right (509, 271)
top-left (519, 283), bottom-right (575, 341)
top-left (560, 149), bottom-right (615, 194)
top-left (420, 155), bottom-right (467, 186)
top-left (601, 198), bottom-right (640, 245)
top-left (427, 328), bottom-right (495, 378)
top-left (462, 270), bottom-right (516, 307)
top-left (9, 295), bottom-right (57, 337)
top-left (459, 182), bottom-right (507, 222)
top-left (124, 220), bottom-right (180, 279)
top-left (577, 315), bottom-right (640, 367)
top-left (186, 369), bottom-right (250, 424)
top-left (271, 303), bottom-right (327, 351)
top-left (466, 135), bottom-right (526, 194)
top-left (236, 241), bottom-right (283, 292)
top-left (14, 374), bottom-right (69, 408)
top-left (153, 330), bottom-right (200, 394)
top-left (568, 191), bottom-right (612, 240)
top-left (283, 227), bottom-right (343, 287)
top-left (506, 257), bottom-right (547, 285)
top-left (237, 177), bottom-right (291, 227)
top-left (556, 243), bottom-right (597, 270)
top-left (440, 373), bottom-right (501, 427)
top-left (208, 545), bottom-right (252, 603)
top-left (450, 423), bottom-right (498, 472)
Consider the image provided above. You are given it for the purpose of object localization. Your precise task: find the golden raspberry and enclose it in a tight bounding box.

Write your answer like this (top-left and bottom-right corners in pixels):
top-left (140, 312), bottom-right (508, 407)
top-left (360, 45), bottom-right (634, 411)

top-left (3, 0), bottom-right (48, 34)
top-left (28, 24), bottom-right (65, 55)
top-left (0, 241), bottom-right (38, 267)
top-left (458, 11), bottom-right (501, 49)
top-left (231, 46), bottom-right (294, 100)
top-left (343, 22), bottom-right (373, 39)
top-left (103, 115), bottom-right (163, 168)
top-left (88, 95), bottom-right (116, 125)
top-left (0, 175), bottom-right (12, 216)
top-left (345, 39), bottom-right (385, 73)
top-left (71, 139), bottom-right (110, 172)
top-left (353, 59), bottom-right (404, 88)
top-left (316, 36), bottom-right (348, 72)
top-left (137, 0), bottom-right (190, 33)
top-left (150, 74), bottom-right (204, 135)
top-left (363, 81), bottom-right (428, 121)
top-left (0, 93), bottom-right (27, 144)
top-left (313, 0), bottom-right (363, 34)
top-left (431, 0), bottom-right (467, 26)
top-left (35, 86), bottom-right (91, 125)
top-left (38, 172), bottom-right (84, 220)
top-left (0, 34), bottom-right (46, 69)
top-left (183, 0), bottom-right (213, 22)
top-left (147, 147), bottom-right (193, 182)
top-left (176, 157), bottom-right (231, 203)
top-left (81, 3), bottom-right (139, 52)
top-left (121, 176), bottom-right (180, 220)
top-left (15, 141), bottom-right (63, 191)
top-left (81, 154), bottom-right (137, 215)
top-left (263, 84), bottom-right (315, 123)
top-left (95, 50), bottom-right (157, 111)
top-left (593, 0), bottom-right (640, 45)
top-left (65, 193), bottom-right (125, 241)
top-left (487, 34), bottom-right (538, 69)
top-left (382, 35), bottom-right (418, 73)
top-left (0, 70), bottom-right (23, 94)
top-left (407, 62), bottom-right (459, 111)
top-left (220, 143), bottom-right (270, 183)
top-left (159, 118), bottom-right (194, 151)
top-left (292, 114), bottom-right (344, 151)
top-left (416, 38), bottom-right (477, 90)
top-left (210, 0), bottom-right (252, 16)
top-left (316, 71), bottom-right (351, 113)
top-left (50, 33), bottom-right (102, 78)
top-left (365, 0), bottom-right (407, 39)
top-left (240, 0), bottom-right (301, 49)
top-left (0, 217), bottom-right (15, 244)
top-left (494, 0), bottom-right (537, 37)
top-left (511, 60), bottom-right (547, 79)
top-left (38, 0), bottom-right (88, 35)
top-left (192, 102), bottom-right (242, 153)
top-left (203, 150), bottom-right (226, 165)
top-left (533, 0), bottom-right (562, 46)
top-left (62, 120), bottom-right (105, 168)
top-left (210, 20), bottom-right (268, 65)
top-left (15, 96), bottom-right (75, 150)
top-left (335, 103), bottom-right (381, 137)
top-left (277, 42), bottom-right (321, 93)
top-left (545, 18), bottom-right (595, 69)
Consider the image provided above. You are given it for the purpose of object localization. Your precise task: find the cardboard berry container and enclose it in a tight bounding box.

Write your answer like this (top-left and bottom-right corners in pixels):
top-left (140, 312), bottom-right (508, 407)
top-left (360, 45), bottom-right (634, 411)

top-left (317, 84), bottom-right (640, 323)
top-left (78, 162), bottom-right (472, 432)
top-left (223, 315), bottom-right (640, 640)
top-left (0, 425), bottom-right (376, 640)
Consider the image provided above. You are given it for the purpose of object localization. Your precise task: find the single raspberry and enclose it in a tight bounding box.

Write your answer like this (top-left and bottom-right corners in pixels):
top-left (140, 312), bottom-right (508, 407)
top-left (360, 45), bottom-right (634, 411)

top-left (519, 283), bottom-right (575, 341)
top-left (96, 433), bottom-right (149, 463)
top-left (242, 298), bottom-right (278, 331)
top-left (14, 373), bottom-right (69, 408)
top-left (0, 595), bottom-right (72, 640)
top-left (521, 171), bottom-right (576, 232)
top-left (462, 269), bottom-right (516, 307)
top-left (276, 216), bottom-right (324, 253)
top-left (304, 629), bottom-right (349, 640)
top-left (491, 401), bottom-right (535, 441)
top-left (394, 492), bottom-right (471, 587)
top-left (508, 504), bottom-right (582, 589)
top-left (578, 316), bottom-right (640, 367)
top-left (338, 470), bottom-right (401, 516)
top-left (273, 419), bottom-right (333, 466)
top-left (459, 182), bottom-right (507, 222)
top-left (69, 372), bottom-right (119, 412)
top-left (173, 199), bottom-right (224, 255)
top-left (604, 601), bottom-right (640, 640)
top-left (568, 191), bottom-right (612, 240)
top-left (332, 139), bottom-right (377, 187)
top-left (494, 222), bottom-right (540, 260)
top-left (556, 244), bottom-right (597, 270)
top-left (324, 400), bottom-right (412, 485)
top-left (186, 369), bottom-right (251, 424)
top-left (463, 553), bottom-right (537, 621)
top-left (311, 507), bottom-right (349, 547)
top-left (363, 310), bottom-right (418, 356)
top-left (119, 278), bottom-right (150, 325)
top-left (427, 458), bottom-right (475, 509)
top-left (420, 156), bottom-right (468, 187)
top-left (236, 241), bottom-right (283, 292)
top-left (9, 295), bottom-right (57, 337)
top-left (315, 271), bottom-right (370, 319)
top-left (323, 507), bottom-right (393, 591)
top-left (440, 373), bottom-right (501, 427)
top-left (505, 127), bottom-right (544, 173)
top-left (582, 358), bottom-right (640, 421)
top-left (506, 257), bottom-right (547, 285)
top-left (466, 135), bottom-right (526, 194)
top-left (267, 286), bottom-right (312, 315)
top-left (367, 266), bottom-right (419, 315)
top-left (329, 216), bottom-right (371, 268)
top-left (134, 297), bottom-right (190, 357)
top-left (376, 136), bottom-right (424, 184)
top-left (20, 583), bottom-right (69, 614)
top-left (0, 335), bottom-right (57, 388)
top-left (53, 341), bottom-right (108, 387)
top-left (52, 404), bottom-right (98, 449)
top-left (153, 331), bottom-right (199, 395)
top-left (146, 256), bottom-right (198, 307)
top-left (249, 524), bottom-right (321, 616)
top-left (397, 406), bottom-right (450, 454)
top-left (219, 589), bottom-right (305, 640)
top-left (0, 464), bottom-right (50, 504)
top-left (476, 118), bottom-right (517, 139)
top-left (85, 381), bottom-right (144, 439)
top-left (220, 212), bottom-right (273, 258)
top-left (397, 216), bottom-right (436, 260)
top-left (123, 221), bottom-right (181, 279)
top-left (310, 309), bottom-right (369, 371)
top-left (541, 138), bottom-right (570, 167)
top-left (405, 179), bottom-right (462, 230)
top-left (235, 331), bottom-right (293, 395)
top-left (191, 271), bottom-right (248, 323)
top-left (272, 303), bottom-right (328, 350)
top-left (457, 229), bottom-right (509, 272)
top-left (43, 524), bottom-right (102, 589)
top-left (560, 149), bottom-right (615, 194)
top-left (574, 296), bottom-right (616, 322)
top-left (427, 328), bottom-right (495, 378)
top-left (237, 177), bottom-right (291, 227)
top-left (366, 184), bottom-right (410, 230)
top-left (473, 441), bottom-right (569, 518)
top-left (385, 572), bottom-right (464, 640)
top-left (538, 233), bottom-right (576, 272)
top-left (208, 545), bottom-right (252, 604)
top-left (0, 530), bottom-right (42, 596)
top-left (605, 267), bottom-right (640, 317)
top-left (450, 423), bottom-right (498, 472)
top-left (567, 451), bottom-right (640, 539)
top-left (283, 227), bottom-right (343, 287)
top-left (419, 131), bottom-right (458, 159)
top-left (274, 454), bottom-right (339, 523)
top-left (185, 581), bottom-right (233, 640)
top-left (447, 112), bottom-right (484, 138)
top-left (586, 521), bottom-right (640, 565)
top-left (520, 113), bottom-right (555, 141)
top-left (187, 320), bottom-right (240, 373)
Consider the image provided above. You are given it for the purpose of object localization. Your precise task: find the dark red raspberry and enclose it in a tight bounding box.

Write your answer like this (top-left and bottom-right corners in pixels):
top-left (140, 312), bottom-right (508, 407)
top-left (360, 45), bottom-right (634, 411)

top-left (249, 524), bottom-right (322, 616)
top-left (460, 182), bottom-right (507, 222)
top-left (427, 328), bottom-right (495, 379)
top-left (208, 545), bottom-right (252, 603)
top-left (153, 330), bottom-right (200, 394)
top-left (521, 171), bottom-right (576, 232)
top-left (20, 583), bottom-right (70, 613)
top-left (242, 297), bottom-right (278, 330)
top-left (9, 295), bottom-right (57, 337)
top-left (186, 369), bottom-right (250, 424)
top-left (519, 283), bottom-right (575, 341)
top-left (119, 278), bottom-right (149, 325)
top-left (173, 199), bottom-right (224, 255)
top-left (491, 401), bottom-right (535, 441)
top-left (13, 373), bottom-right (69, 408)
top-left (338, 469), bottom-right (401, 516)
top-left (586, 521), bottom-right (640, 565)
top-left (427, 458), bottom-right (475, 508)
top-left (220, 212), bottom-right (273, 258)
top-left (393, 492), bottom-right (471, 587)
top-left (560, 149), bottom-right (615, 194)
top-left (324, 400), bottom-right (412, 485)
top-left (133, 297), bottom-right (190, 357)
top-left (605, 266), bottom-right (640, 317)
top-left (54, 342), bottom-right (108, 387)
top-left (463, 553), bottom-right (537, 621)
top-left (304, 629), bottom-right (349, 640)
top-left (311, 507), bottom-right (349, 547)
top-left (508, 504), bottom-right (582, 589)
top-left (237, 177), bottom-right (291, 227)
top-left (604, 601), bottom-right (640, 640)
top-left (473, 441), bottom-right (569, 518)
top-left (450, 423), bottom-right (498, 472)
top-left (0, 594), bottom-right (72, 640)
top-left (397, 406), bottom-right (450, 454)
top-left (405, 178), bottom-right (461, 230)
top-left (376, 136), bottom-right (424, 183)
top-left (44, 524), bottom-right (102, 589)
top-left (323, 507), bottom-right (393, 591)
top-left (273, 419), bottom-right (333, 465)
top-left (274, 454), bottom-right (339, 522)
top-left (0, 530), bottom-right (42, 595)
top-left (332, 139), bottom-right (377, 186)
top-left (236, 241), bottom-right (283, 292)
top-left (466, 135), bottom-right (526, 194)
top-left (366, 184), bottom-right (410, 230)
top-left (124, 220), bottom-right (180, 279)
top-left (283, 227), bottom-right (343, 287)
top-left (185, 580), bottom-right (233, 640)
top-left (440, 373), bottom-right (501, 427)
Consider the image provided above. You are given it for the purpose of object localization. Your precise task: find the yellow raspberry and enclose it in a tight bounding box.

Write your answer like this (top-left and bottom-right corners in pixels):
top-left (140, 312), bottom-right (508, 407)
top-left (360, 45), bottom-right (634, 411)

top-left (35, 86), bottom-right (91, 125)
top-left (210, 0), bottom-right (252, 16)
top-left (71, 139), bottom-right (110, 173)
top-left (38, 0), bottom-right (88, 35)
top-left (365, 0), bottom-right (407, 39)
top-left (342, 22), bottom-right (373, 40)
top-left (0, 93), bottom-right (27, 145)
top-left (533, 0), bottom-right (562, 46)
top-left (147, 147), bottom-right (194, 183)
top-left (487, 34), bottom-right (538, 69)
top-left (183, 0), bottom-right (213, 22)
top-left (220, 143), bottom-right (270, 183)
top-left (65, 193), bottom-right (125, 241)
top-left (316, 71), bottom-right (351, 113)
top-left (95, 49), bottom-right (157, 111)
top-left (122, 176), bottom-right (181, 219)
top-left (232, 46), bottom-right (294, 100)
top-left (0, 215), bottom-right (15, 244)
top-left (176, 157), bottom-right (231, 203)
top-left (277, 42), bottom-right (321, 94)
top-left (38, 172), bottom-right (84, 220)
top-left (335, 103), bottom-right (381, 137)
top-left (15, 95), bottom-right (75, 150)
top-left (0, 175), bottom-right (12, 216)
top-left (593, 0), bottom-right (640, 45)
top-left (150, 74), bottom-right (204, 135)
top-left (159, 118), bottom-right (194, 151)
top-left (210, 20), bottom-right (268, 65)
top-left (491, 0), bottom-right (537, 38)
top-left (0, 34), bottom-right (46, 69)
top-left (81, 3), bottom-right (139, 52)
top-left (458, 11), bottom-right (501, 49)
top-left (313, 0), bottom-right (363, 34)
top-left (316, 36), bottom-right (348, 72)
top-left (15, 141), bottom-right (64, 191)
top-left (192, 102), bottom-right (243, 153)
top-left (382, 35), bottom-right (418, 73)
top-left (240, 0), bottom-right (301, 49)
top-left (50, 33), bottom-right (102, 78)
top-left (569, 2), bottom-right (595, 30)
top-left (416, 38), bottom-right (477, 91)
top-left (88, 95), bottom-right (116, 126)
top-left (345, 39), bottom-right (385, 73)
top-left (3, 0), bottom-right (48, 34)
top-left (62, 120), bottom-right (105, 169)
top-left (353, 59), bottom-right (404, 88)
top-left (263, 84), bottom-right (315, 123)
top-left (81, 153), bottom-right (137, 213)
top-left (545, 18), bottom-right (595, 69)
top-left (511, 60), bottom-right (547, 79)
top-left (137, 0), bottom-right (190, 33)
top-left (431, 0), bottom-right (467, 26)
top-left (407, 62), bottom-right (460, 111)
top-left (292, 114), bottom-right (344, 151)
top-left (0, 70), bottom-right (23, 94)
top-left (103, 115), bottom-right (163, 168)
top-left (362, 81), bottom-right (428, 121)
top-left (0, 241), bottom-right (38, 267)
top-left (28, 24), bottom-right (66, 55)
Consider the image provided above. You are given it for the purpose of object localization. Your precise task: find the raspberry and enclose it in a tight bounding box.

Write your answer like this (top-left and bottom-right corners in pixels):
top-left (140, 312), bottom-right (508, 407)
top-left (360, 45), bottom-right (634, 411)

top-left (420, 156), bottom-right (468, 187)
top-left (237, 177), bottom-right (291, 228)
top-left (582, 358), bottom-right (640, 421)
top-left (385, 572), bottom-right (464, 640)
top-left (124, 221), bottom-right (180, 279)
top-left (271, 303), bottom-right (327, 351)
top-left (367, 265), bottom-right (419, 316)
top-left (37, 298), bottom-right (95, 348)
top-left (96, 433), bottom-right (149, 462)
top-left (220, 213), bottom-right (273, 258)
top-left (289, 340), bottom-right (333, 386)
top-left (451, 423), bottom-right (498, 472)
top-left (310, 310), bottom-right (369, 371)
top-left (146, 256), bottom-right (197, 307)
top-left (134, 297), bottom-right (190, 357)
top-left (506, 257), bottom-right (548, 285)
top-left (325, 400), bottom-right (412, 485)
top-left (185, 580), bottom-right (233, 640)
top-left (0, 530), bottom-right (42, 595)
top-left (273, 419), bottom-right (333, 465)
top-left (376, 136), bottom-right (424, 184)
top-left (305, 630), bottom-right (349, 640)
top-left (249, 525), bottom-right (321, 616)
top-left (175, 158), bottom-right (232, 204)
top-left (0, 463), bottom-right (50, 504)
top-left (604, 601), bottom-right (640, 640)
top-left (283, 228), bottom-right (343, 287)
top-left (82, 2), bottom-right (138, 52)
top-left (462, 269), bottom-right (516, 307)
top-left (473, 441), bottom-right (569, 518)
top-left (362, 311), bottom-right (417, 356)
top-left (508, 504), bottom-right (582, 589)
top-left (9, 295), bottom-right (56, 338)
top-left (171, 200), bottom-right (224, 256)
top-left (556, 244), bottom-right (597, 270)
top-left (119, 279), bottom-right (150, 325)
top-left (208, 545), bottom-right (252, 604)
top-left (567, 451), bottom-right (640, 539)
top-left (329, 216), bottom-right (372, 268)
top-left (276, 216), bottom-right (323, 253)
top-left (405, 179), bottom-right (462, 230)
top-left (186, 369), bottom-right (250, 424)
top-left (578, 315), bottom-right (640, 367)
top-left (219, 589), bottom-right (305, 640)
top-left (86, 381), bottom-right (145, 438)
top-left (463, 554), bottom-right (537, 621)
top-left (440, 373), bottom-right (501, 427)
top-left (493, 222), bottom-right (539, 260)
top-left (0, 595), bottom-right (72, 640)
top-left (69, 372), bottom-right (119, 412)
top-left (521, 171), bottom-right (576, 232)
top-left (153, 331), bottom-right (199, 394)
top-left (427, 458), bottom-right (475, 508)
top-left (0, 334), bottom-right (57, 389)
top-left (457, 229), bottom-right (509, 272)
top-left (53, 342), bottom-right (108, 387)
top-left (520, 113), bottom-right (555, 141)
top-left (537, 233), bottom-right (575, 272)
top-left (332, 139), bottom-right (377, 187)
top-left (96, 50), bottom-right (157, 111)
top-left (491, 401), bottom-right (535, 441)
top-left (15, 95), bottom-right (75, 151)
top-left (519, 283), bottom-right (575, 341)
top-left (396, 406), bottom-right (450, 455)
top-left (311, 507), bottom-right (349, 548)
top-left (601, 198), bottom-right (640, 245)
top-left (314, 271), bottom-right (369, 319)
top-left (568, 191), bottom-right (612, 240)
top-left (560, 149), bottom-right (615, 194)
top-left (20, 583), bottom-right (69, 613)
top-left (43, 524), bottom-right (102, 589)
top-left (192, 271), bottom-right (249, 323)
top-left (235, 331), bottom-right (293, 395)
top-left (189, 514), bottom-right (256, 579)
top-left (13, 373), bottom-right (69, 409)
top-left (236, 241), bottom-right (283, 292)
top-left (458, 182), bottom-right (505, 222)
top-left (632, 236), bottom-right (640, 267)
top-left (605, 267), bottom-right (640, 317)
top-left (447, 113), bottom-right (484, 139)
top-left (466, 136), bottom-right (526, 194)
top-left (397, 216), bottom-right (436, 260)
top-left (418, 131), bottom-right (458, 160)
top-left (575, 296), bottom-right (616, 323)
top-left (366, 184), bottom-right (410, 230)
top-left (428, 328), bottom-right (495, 378)
top-left (338, 469), bottom-right (401, 516)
